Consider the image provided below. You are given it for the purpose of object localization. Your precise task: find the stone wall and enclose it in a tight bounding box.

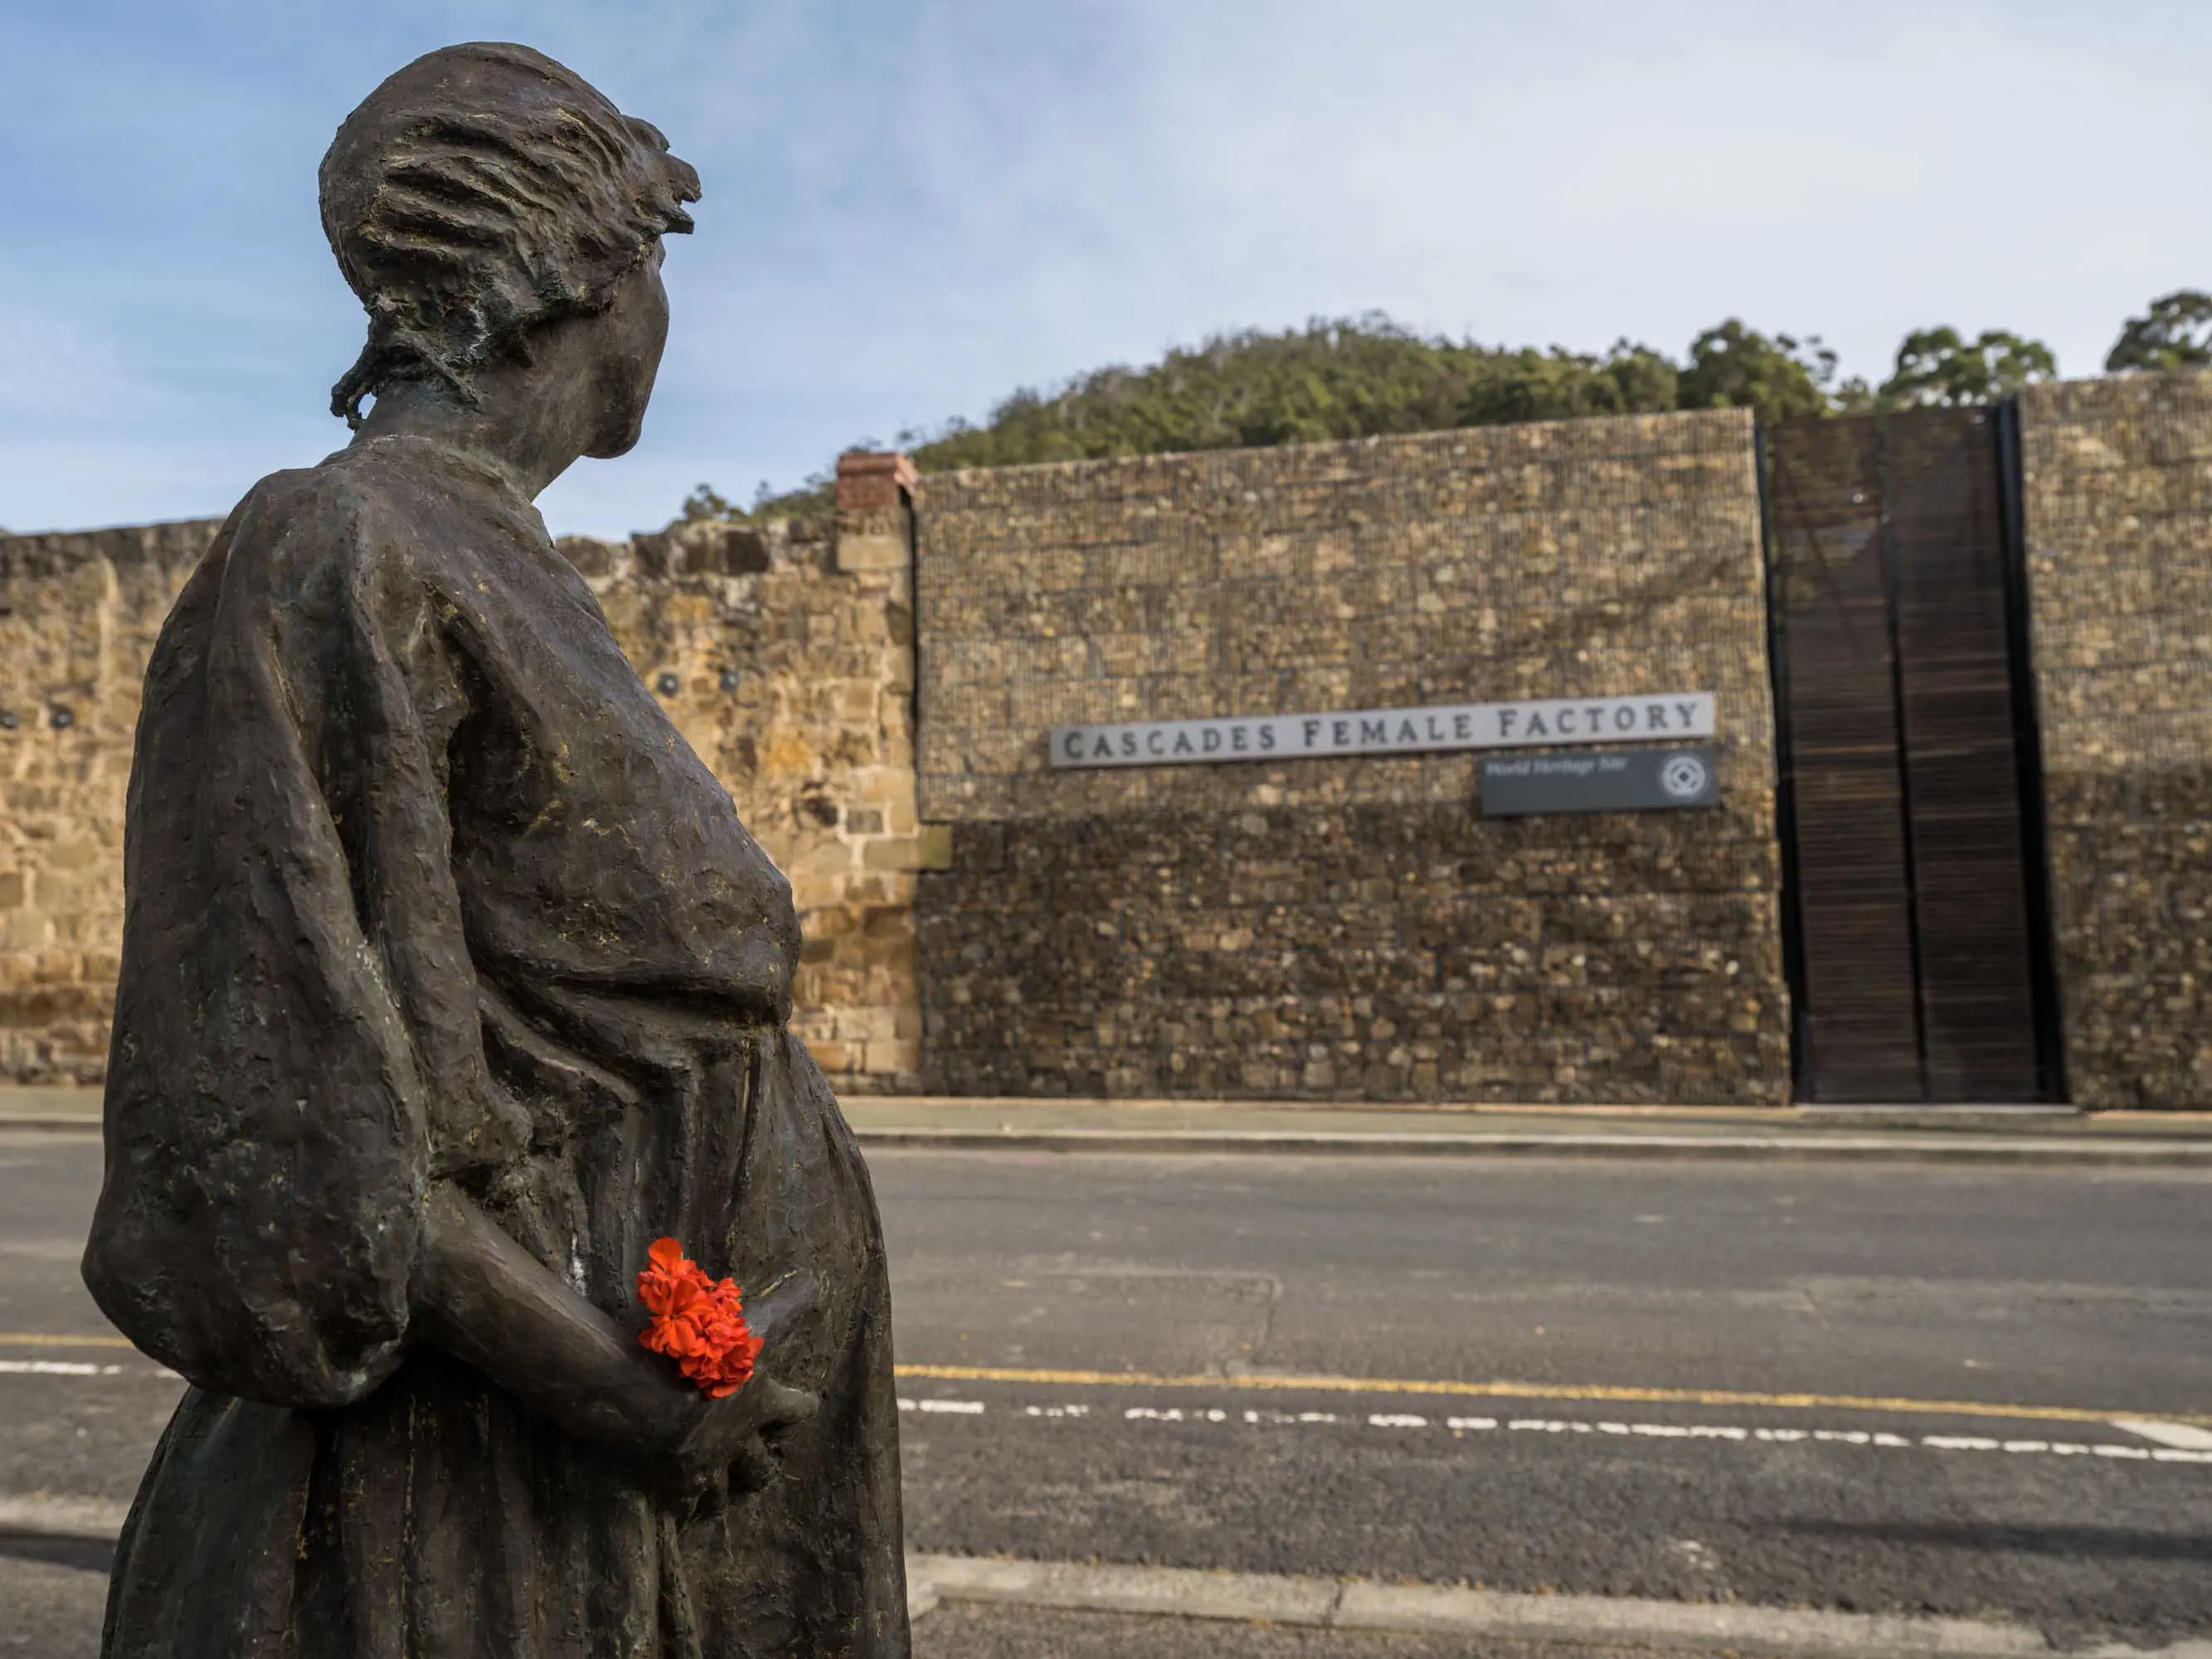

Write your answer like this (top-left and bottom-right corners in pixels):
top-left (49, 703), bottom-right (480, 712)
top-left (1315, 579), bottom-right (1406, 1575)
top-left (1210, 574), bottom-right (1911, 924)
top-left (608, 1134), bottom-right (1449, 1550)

top-left (2020, 372), bottom-right (2212, 1109)
top-left (0, 458), bottom-right (927, 1091)
top-left (0, 520), bottom-right (221, 1083)
top-left (912, 413), bottom-right (1791, 1103)
top-left (562, 470), bottom-right (931, 1091)
top-left (20, 388), bottom-right (2212, 1109)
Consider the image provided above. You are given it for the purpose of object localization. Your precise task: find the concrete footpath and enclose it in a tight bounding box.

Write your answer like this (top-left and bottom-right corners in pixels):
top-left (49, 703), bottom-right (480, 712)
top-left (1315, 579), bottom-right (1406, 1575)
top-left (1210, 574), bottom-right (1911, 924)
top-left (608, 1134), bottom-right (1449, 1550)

top-left (3, 1491), bottom-right (2203, 1659)
top-left (904, 1554), bottom-right (2212, 1659)
top-left (10, 1086), bottom-right (2212, 1165)
top-left (836, 1094), bottom-right (2212, 1163)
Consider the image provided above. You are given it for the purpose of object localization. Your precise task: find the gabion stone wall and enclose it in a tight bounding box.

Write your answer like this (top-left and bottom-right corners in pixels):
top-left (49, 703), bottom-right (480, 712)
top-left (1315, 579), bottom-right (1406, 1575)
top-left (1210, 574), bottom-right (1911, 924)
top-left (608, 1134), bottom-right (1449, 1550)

top-left (2020, 373), bottom-right (2212, 1109)
top-left (913, 413), bottom-right (1791, 1104)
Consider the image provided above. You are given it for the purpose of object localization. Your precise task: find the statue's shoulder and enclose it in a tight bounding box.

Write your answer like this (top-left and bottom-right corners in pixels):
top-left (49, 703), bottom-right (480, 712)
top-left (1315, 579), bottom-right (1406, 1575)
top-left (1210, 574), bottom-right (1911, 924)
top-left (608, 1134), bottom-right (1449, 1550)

top-left (218, 438), bottom-right (494, 590)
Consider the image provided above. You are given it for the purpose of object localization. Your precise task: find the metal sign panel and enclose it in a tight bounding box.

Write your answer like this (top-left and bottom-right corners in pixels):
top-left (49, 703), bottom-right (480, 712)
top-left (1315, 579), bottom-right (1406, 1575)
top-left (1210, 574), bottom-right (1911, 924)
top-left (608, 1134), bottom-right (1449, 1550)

top-left (1049, 693), bottom-right (1715, 771)
top-left (1480, 747), bottom-right (1719, 816)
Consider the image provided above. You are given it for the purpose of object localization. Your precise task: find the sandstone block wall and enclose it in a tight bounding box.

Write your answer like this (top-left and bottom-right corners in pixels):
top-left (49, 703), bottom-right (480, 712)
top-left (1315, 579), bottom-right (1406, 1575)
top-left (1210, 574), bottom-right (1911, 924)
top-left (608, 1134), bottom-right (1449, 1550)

top-left (0, 520), bottom-right (221, 1083)
top-left (2020, 373), bottom-right (2212, 1109)
top-left (562, 495), bottom-right (928, 1092)
top-left (0, 489), bottom-right (925, 1092)
top-left (912, 413), bottom-right (1791, 1104)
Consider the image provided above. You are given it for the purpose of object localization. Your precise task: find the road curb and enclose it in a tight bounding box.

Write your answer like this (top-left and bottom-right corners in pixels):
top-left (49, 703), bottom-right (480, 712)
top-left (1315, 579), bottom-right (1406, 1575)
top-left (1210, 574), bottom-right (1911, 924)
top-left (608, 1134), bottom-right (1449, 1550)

top-left (14, 1094), bottom-right (2212, 1166)
top-left (853, 1126), bottom-right (2212, 1165)
top-left (4, 1497), bottom-right (2203, 1655)
top-left (907, 1554), bottom-right (2212, 1658)
top-left (30, 1115), bottom-right (2209, 1161)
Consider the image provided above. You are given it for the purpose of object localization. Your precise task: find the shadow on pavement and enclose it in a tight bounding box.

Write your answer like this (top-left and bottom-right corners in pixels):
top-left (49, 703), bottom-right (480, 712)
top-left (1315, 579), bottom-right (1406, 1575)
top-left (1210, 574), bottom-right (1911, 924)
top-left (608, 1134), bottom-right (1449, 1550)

top-left (0, 1530), bottom-right (113, 1574)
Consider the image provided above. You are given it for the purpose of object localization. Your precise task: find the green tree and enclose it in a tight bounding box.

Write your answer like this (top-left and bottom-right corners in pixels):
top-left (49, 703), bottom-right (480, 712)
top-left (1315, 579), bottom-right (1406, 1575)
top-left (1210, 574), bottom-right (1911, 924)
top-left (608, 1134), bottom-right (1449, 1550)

top-left (1452, 340), bottom-right (1681, 427)
top-left (2106, 290), bottom-right (2212, 372)
top-left (902, 316), bottom-right (1685, 473)
top-left (1876, 327), bottom-right (2057, 407)
top-left (678, 483), bottom-right (741, 521)
top-left (904, 316), bottom-right (1704, 476)
top-left (1676, 320), bottom-right (1860, 426)
top-left (680, 313), bottom-right (1908, 523)
top-left (677, 469), bottom-right (839, 524)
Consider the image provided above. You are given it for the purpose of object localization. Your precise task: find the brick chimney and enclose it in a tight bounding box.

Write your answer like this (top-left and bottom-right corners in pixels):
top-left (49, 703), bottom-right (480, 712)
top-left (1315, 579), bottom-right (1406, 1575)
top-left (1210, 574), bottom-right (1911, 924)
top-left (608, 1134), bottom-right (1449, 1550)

top-left (834, 450), bottom-right (919, 513)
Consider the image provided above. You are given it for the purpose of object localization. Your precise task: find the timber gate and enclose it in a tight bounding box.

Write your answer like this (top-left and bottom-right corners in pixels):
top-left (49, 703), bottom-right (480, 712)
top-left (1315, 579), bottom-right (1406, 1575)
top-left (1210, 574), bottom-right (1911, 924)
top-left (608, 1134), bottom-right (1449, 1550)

top-left (1763, 406), bottom-right (2064, 1104)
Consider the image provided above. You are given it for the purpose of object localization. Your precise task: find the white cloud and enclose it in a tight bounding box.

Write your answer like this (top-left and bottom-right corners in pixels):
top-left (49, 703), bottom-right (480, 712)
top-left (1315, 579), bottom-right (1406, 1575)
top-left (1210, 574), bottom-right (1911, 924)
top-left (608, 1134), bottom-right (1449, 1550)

top-left (1557, 132), bottom-right (1928, 226)
top-left (7, 0), bottom-right (2212, 534)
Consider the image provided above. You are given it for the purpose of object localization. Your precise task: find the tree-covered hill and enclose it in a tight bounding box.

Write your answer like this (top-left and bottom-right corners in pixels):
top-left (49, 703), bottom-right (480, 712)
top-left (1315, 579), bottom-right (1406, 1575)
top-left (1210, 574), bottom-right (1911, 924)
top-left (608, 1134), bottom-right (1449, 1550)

top-left (904, 319), bottom-right (1691, 471)
top-left (682, 294), bottom-right (2201, 525)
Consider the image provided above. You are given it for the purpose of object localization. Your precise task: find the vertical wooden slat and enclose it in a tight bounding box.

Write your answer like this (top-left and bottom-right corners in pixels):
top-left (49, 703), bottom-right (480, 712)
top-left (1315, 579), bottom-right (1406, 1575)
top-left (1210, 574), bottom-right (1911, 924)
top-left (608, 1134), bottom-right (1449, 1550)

top-left (1886, 407), bottom-right (2044, 1101)
top-left (1768, 408), bottom-right (2053, 1104)
top-left (1767, 420), bottom-right (1926, 1101)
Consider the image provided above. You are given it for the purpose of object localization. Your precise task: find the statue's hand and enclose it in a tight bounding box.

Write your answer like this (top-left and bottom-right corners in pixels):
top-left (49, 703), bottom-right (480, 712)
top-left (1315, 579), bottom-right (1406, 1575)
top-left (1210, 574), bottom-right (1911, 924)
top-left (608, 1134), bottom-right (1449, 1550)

top-left (637, 1268), bottom-right (820, 1517)
top-left (649, 1374), bottom-right (819, 1520)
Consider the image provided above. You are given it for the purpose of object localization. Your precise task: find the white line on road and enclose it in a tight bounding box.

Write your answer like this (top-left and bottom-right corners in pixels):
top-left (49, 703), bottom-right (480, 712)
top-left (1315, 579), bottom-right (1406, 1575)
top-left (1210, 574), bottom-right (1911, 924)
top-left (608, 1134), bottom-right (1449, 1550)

top-left (2114, 1418), bottom-right (2212, 1451)
top-left (1122, 1406), bottom-right (1229, 1423)
top-left (894, 1396), bottom-right (2212, 1467)
top-left (12, 1363), bottom-right (2206, 1470)
top-left (0, 1359), bottom-right (124, 1376)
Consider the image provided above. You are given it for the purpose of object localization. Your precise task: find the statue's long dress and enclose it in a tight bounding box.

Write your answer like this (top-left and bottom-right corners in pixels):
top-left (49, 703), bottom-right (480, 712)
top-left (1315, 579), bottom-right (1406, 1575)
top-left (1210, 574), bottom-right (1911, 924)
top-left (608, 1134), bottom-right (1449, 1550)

top-left (83, 435), bottom-right (908, 1658)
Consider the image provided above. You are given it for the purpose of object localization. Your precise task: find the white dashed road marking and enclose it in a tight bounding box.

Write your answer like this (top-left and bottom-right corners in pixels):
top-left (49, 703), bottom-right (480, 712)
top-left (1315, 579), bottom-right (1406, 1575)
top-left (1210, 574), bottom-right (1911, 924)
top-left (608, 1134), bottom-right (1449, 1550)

top-left (10, 1360), bottom-right (2205, 1468)
top-left (2113, 1418), bottom-right (2212, 1451)
top-left (894, 1396), bottom-right (2212, 1467)
top-left (0, 1359), bottom-right (126, 1376)
top-left (1122, 1406), bottom-right (1229, 1423)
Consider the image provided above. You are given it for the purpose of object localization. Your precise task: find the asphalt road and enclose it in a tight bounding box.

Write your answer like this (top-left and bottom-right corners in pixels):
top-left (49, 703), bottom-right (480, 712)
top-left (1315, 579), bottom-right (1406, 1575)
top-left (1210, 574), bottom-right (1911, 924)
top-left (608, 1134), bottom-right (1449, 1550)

top-left (2, 1132), bottom-right (2209, 1654)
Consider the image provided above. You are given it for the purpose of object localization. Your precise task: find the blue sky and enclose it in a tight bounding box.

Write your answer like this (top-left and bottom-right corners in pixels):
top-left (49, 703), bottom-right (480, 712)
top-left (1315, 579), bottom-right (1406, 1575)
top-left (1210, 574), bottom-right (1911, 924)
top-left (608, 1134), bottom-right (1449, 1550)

top-left (3, 0), bottom-right (2210, 537)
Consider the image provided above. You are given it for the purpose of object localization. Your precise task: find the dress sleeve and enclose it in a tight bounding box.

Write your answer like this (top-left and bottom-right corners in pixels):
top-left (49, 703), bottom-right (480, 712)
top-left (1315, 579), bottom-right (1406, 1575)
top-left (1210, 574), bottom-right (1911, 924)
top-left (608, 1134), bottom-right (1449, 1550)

top-left (82, 479), bottom-right (528, 1408)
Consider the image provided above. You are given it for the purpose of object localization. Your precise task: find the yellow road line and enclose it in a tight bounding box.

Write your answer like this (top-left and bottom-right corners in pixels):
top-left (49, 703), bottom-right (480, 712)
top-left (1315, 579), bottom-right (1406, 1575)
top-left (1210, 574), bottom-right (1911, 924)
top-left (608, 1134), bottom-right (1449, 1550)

top-left (893, 1363), bottom-right (2212, 1429)
top-left (5, 1333), bottom-right (2199, 1429)
top-left (0, 1331), bottom-right (132, 1349)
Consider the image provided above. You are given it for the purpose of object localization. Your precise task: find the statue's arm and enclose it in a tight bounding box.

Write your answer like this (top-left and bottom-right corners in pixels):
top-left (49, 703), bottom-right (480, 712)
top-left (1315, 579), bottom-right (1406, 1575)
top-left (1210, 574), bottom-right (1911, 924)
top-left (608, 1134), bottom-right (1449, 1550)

top-left (411, 1183), bottom-right (695, 1457)
top-left (411, 1185), bottom-right (818, 1502)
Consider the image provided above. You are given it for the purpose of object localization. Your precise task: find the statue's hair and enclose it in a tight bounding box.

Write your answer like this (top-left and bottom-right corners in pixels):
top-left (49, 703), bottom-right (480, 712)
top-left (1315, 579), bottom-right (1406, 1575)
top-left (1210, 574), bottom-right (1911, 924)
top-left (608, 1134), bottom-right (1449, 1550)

top-left (320, 42), bottom-right (701, 426)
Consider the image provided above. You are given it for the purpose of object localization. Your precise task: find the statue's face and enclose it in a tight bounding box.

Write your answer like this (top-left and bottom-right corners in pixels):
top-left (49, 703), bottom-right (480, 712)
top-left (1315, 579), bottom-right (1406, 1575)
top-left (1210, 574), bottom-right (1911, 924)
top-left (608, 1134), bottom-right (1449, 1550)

top-left (584, 246), bottom-right (672, 460)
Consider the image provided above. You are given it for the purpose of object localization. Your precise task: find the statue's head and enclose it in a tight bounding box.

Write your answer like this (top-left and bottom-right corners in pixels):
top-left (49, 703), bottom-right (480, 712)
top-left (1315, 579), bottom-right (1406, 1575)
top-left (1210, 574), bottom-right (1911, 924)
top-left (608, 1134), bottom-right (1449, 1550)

top-left (321, 43), bottom-right (700, 455)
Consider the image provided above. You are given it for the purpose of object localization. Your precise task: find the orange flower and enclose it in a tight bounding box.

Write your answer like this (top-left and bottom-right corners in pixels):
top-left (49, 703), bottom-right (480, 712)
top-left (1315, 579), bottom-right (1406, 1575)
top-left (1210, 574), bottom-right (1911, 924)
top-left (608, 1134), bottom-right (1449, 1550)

top-left (636, 1237), bottom-right (761, 1399)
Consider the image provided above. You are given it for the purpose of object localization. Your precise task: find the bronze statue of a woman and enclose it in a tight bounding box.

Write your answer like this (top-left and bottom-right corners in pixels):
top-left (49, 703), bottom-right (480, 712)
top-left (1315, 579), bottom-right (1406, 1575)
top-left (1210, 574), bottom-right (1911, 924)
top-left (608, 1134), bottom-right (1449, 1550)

top-left (81, 42), bottom-right (907, 1657)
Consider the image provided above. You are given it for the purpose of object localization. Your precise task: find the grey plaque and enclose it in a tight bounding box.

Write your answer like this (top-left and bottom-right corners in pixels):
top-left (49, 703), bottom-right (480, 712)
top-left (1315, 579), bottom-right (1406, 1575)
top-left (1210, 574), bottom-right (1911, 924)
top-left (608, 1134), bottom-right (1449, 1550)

top-left (1480, 746), bottom-right (1718, 816)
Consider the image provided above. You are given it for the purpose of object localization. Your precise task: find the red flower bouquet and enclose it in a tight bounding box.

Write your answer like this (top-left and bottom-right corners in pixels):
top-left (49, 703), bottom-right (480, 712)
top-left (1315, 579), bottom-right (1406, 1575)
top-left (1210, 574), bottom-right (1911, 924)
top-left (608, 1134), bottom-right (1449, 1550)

top-left (636, 1237), bottom-right (762, 1399)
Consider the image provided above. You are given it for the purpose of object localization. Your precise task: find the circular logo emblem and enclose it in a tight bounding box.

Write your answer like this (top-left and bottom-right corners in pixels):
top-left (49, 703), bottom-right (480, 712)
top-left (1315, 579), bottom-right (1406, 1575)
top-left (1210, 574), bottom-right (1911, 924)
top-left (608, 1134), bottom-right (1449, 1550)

top-left (1660, 752), bottom-right (1708, 799)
